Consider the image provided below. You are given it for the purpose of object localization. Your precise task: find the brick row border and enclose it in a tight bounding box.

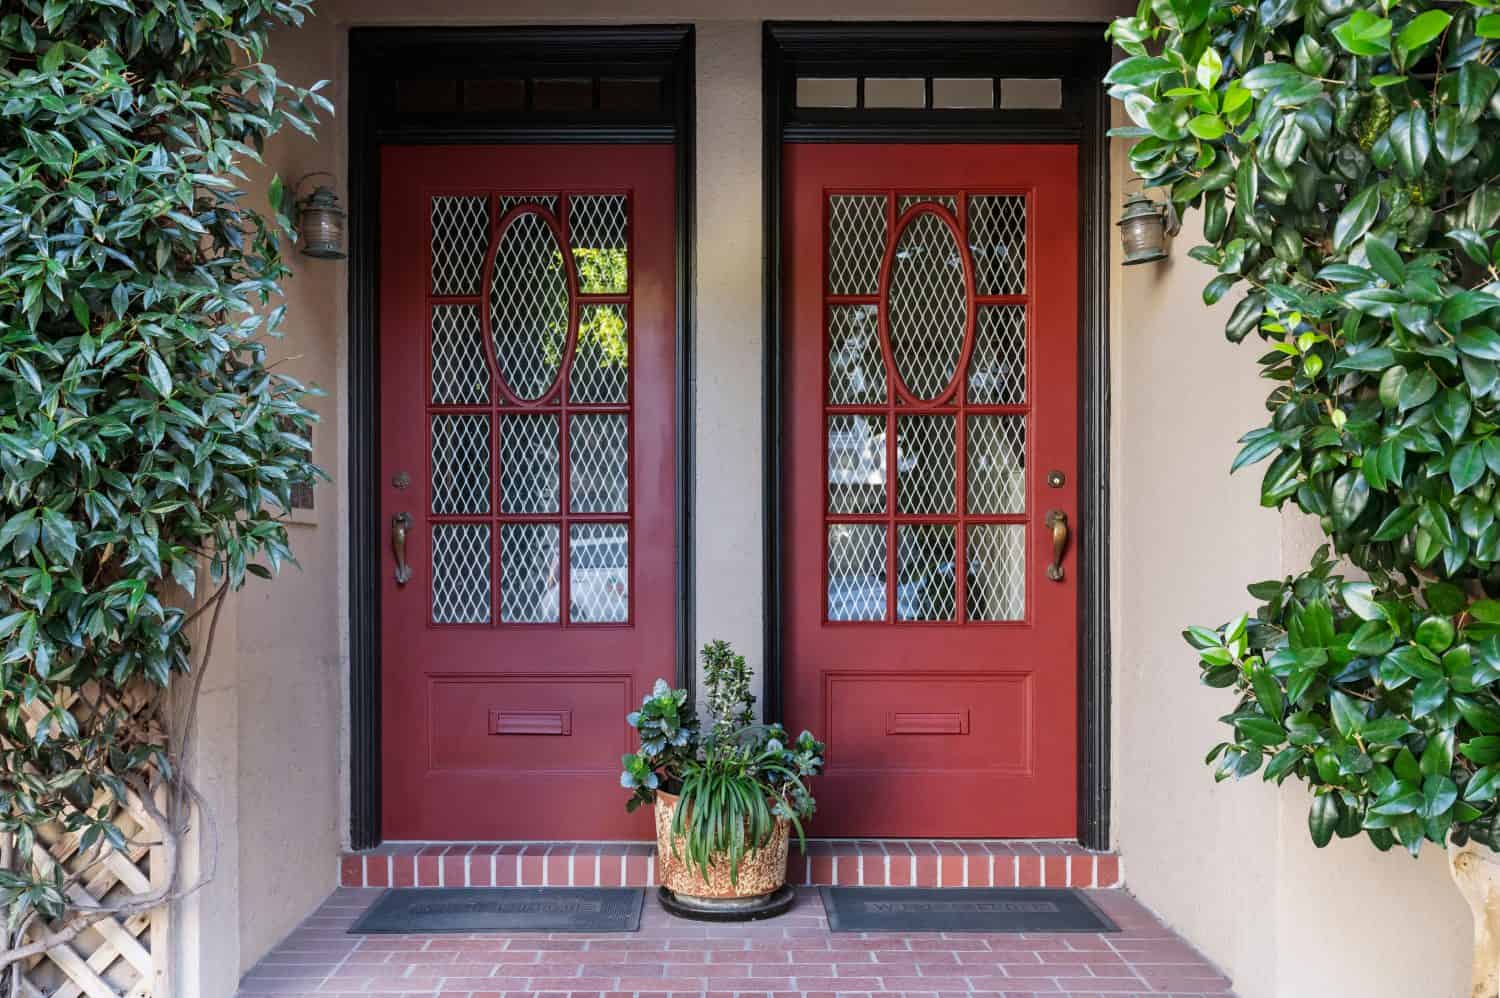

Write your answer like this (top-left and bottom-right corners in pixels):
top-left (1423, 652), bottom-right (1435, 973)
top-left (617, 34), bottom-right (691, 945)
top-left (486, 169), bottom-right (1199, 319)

top-left (339, 841), bottom-right (1122, 890)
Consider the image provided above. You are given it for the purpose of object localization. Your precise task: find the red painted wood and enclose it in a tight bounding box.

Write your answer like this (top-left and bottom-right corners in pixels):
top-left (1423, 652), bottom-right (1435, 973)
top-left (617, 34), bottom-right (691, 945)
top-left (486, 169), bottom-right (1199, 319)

top-left (783, 143), bottom-right (1080, 837)
top-left (379, 145), bottom-right (676, 840)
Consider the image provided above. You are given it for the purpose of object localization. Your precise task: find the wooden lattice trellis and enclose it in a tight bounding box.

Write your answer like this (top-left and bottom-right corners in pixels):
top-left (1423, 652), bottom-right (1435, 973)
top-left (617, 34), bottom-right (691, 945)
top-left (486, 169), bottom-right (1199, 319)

top-left (13, 683), bottom-right (169, 998)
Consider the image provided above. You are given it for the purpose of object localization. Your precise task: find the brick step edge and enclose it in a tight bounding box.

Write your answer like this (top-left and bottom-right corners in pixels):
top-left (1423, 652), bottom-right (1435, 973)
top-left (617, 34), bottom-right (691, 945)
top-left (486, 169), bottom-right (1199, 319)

top-left (340, 841), bottom-right (1122, 891)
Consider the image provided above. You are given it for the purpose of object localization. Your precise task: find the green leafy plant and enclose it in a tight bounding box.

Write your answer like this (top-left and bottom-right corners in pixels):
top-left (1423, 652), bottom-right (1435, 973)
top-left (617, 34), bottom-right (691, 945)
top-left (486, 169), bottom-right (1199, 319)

top-left (0, 0), bottom-right (327, 974)
top-left (1106, 0), bottom-right (1500, 860)
top-left (621, 641), bottom-right (826, 883)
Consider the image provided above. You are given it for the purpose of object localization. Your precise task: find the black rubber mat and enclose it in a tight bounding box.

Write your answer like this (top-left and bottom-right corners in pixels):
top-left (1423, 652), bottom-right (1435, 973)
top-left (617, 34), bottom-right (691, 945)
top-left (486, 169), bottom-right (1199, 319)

top-left (819, 886), bottom-right (1118, 933)
top-left (349, 887), bottom-right (644, 934)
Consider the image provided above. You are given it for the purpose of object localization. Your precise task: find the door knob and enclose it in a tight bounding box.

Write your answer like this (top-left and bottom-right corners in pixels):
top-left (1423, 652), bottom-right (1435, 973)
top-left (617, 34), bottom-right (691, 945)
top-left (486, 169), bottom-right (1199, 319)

top-left (391, 512), bottom-right (413, 585)
top-left (1045, 509), bottom-right (1069, 582)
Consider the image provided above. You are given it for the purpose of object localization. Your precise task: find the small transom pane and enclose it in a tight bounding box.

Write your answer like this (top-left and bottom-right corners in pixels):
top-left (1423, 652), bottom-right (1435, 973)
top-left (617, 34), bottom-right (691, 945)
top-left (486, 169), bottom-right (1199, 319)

top-left (827, 305), bottom-right (885, 406)
top-left (865, 77), bottom-right (926, 108)
top-left (828, 195), bottom-right (888, 296)
top-left (500, 414), bottom-right (559, 514)
top-left (430, 414), bottom-right (491, 515)
top-left (569, 523), bottom-right (629, 623)
top-left (797, 77), bottom-right (857, 108)
top-left (933, 78), bottom-right (994, 109)
top-left (430, 195), bottom-right (489, 296)
top-left (1001, 78), bottom-right (1063, 110)
top-left (569, 195), bottom-right (628, 294)
top-left (569, 414), bottom-right (629, 514)
top-left (897, 524), bottom-right (956, 621)
top-left (571, 304), bottom-right (629, 404)
top-left (896, 414), bottom-right (955, 515)
top-left (828, 524), bottom-right (887, 621)
top-left (828, 415), bottom-right (887, 514)
top-left (968, 524), bottom-right (1025, 621)
top-left (968, 195), bottom-right (1026, 296)
top-left (501, 523), bottom-right (559, 623)
top-left (490, 211), bottom-right (568, 401)
top-left (887, 210), bottom-right (968, 400)
top-left (968, 306), bottom-right (1026, 405)
top-left (967, 415), bottom-right (1026, 514)
top-left (432, 523), bottom-right (491, 624)
top-left (430, 305), bottom-right (488, 405)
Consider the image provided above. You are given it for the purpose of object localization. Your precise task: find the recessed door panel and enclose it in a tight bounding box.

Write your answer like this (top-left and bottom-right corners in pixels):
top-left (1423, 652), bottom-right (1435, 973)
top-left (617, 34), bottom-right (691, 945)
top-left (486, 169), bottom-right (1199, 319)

top-left (783, 144), bottom-right (1079, 836)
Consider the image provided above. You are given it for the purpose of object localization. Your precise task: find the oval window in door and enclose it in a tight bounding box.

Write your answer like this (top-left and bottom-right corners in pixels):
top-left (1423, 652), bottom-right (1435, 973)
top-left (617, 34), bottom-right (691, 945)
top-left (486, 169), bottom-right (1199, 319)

top-left (882, 206), bottom-right (973, 403)
top-left (488, 209), bottom-right (572, 402)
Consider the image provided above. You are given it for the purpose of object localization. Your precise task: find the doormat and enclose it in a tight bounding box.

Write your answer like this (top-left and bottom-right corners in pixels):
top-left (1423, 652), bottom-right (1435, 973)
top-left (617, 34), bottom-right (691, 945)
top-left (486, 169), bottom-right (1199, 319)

top-left (349, 887), bottom-right (645, 934)
top-left (819, 887), bottom-right (1117, 933)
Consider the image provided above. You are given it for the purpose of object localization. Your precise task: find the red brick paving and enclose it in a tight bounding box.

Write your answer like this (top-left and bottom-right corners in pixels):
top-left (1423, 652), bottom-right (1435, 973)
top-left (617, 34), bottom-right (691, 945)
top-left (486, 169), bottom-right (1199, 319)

top-left (234, 886), bottom-right (1232, 997)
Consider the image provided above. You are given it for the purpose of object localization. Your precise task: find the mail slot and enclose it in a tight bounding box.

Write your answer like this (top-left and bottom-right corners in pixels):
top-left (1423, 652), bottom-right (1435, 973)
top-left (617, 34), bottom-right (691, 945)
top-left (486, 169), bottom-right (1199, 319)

top-left (885, 710), bottom-right (970, 736)
top-left (488, 709), bottom-right (573, 736)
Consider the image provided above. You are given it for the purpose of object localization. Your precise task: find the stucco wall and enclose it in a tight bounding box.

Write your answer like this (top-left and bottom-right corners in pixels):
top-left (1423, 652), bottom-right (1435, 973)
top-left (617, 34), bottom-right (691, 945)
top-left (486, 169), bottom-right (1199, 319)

top-left (203, 3), bottom-right (1479, 996)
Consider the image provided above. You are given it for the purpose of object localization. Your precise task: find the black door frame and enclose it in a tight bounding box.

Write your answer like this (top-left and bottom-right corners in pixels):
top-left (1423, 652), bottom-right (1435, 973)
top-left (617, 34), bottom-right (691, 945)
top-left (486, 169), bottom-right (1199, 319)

top-left (761, 22), bottom-right (1113, 849)
top-left (346, 26), bottom-right (697, 849)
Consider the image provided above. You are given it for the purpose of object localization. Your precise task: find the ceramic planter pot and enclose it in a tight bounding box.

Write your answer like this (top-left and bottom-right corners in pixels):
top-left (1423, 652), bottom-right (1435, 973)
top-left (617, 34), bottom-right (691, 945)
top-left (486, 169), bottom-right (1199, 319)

top-left (653, 791), bottom-right (790, 899)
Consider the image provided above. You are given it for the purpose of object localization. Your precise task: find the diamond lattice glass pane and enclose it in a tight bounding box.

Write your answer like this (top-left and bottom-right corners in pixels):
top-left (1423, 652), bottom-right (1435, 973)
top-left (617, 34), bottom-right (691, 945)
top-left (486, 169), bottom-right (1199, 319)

top-left (501, 523), bottom-right (560, 623)
top-left (968, 524), bottom-right (1025, 621)
top-left (569, 414), bottom-right (628, 513)
top-left (429, 305), bottom-right (488, 405)
top-left (828, 415), bottom-right (887, 514)
top-left (828, 195), bottom-right (888, 296)
top-left (827, 305), bottom-right (885, 406)
top-left (500, 414), bottom-right (559, 514)
top-left (569, 523), bottom-right (629, 623)
top-left (490, 211), bottom-right (568, 401)
top-left (570, 304), bottom-right (629, 404)
top-left (432, 523), bottom-right (491, 624)
top-left (967, 415), bottom-right (1026, 514)
top-left (897, 524), bottom-right (957, 621)
top-left (898, 194), bottom-right (958, 213)
top-left (430, 414), bottom-right (491, 515)
top-left (569, 195), bottom-right (628, 293)
top-left (887, 210), bottom-right (968, 400)
top-left (896, 414), bottom-right (956, 514)
top-left (431, 196), bottom-right (490, 297)
top-left (968, 195), bottom-right (1026, 295)
top-left (968, 306), bottom-right (1026, 405)
top-left (498, 194), bottom-right (560, 216)
top-left (828, 524), bottom-right (887, 621)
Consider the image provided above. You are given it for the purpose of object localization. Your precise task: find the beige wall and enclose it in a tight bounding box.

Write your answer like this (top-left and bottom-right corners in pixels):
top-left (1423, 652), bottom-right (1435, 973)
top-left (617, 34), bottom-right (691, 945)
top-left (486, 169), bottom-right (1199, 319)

top-left (202, 3), bottom-right (1477, 996)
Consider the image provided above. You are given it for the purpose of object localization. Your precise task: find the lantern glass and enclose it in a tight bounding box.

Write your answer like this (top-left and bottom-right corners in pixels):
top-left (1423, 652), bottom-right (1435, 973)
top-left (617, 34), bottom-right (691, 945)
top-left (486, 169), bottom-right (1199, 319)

top-left (298, 184), bottom-right (347, 259)
top-left (1118, 192), bottom-right (1169, 266)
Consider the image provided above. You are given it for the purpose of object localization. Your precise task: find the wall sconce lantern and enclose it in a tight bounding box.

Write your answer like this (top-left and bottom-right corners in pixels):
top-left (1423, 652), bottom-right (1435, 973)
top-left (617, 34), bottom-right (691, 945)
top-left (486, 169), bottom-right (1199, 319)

top-left (1117, 189), bottom-right (1180, 266)
top-left (295, 172), bottom-right (346, 260)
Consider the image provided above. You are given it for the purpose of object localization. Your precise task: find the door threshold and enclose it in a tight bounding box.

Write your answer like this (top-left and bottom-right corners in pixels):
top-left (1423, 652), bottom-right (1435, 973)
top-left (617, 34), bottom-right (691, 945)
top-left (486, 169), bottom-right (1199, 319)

top-left (340, 840), bottom-right (1121, 890)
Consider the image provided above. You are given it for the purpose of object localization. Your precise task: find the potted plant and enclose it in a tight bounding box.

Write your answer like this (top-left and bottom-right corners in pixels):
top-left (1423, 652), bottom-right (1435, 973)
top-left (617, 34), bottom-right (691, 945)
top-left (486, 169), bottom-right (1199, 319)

top-left (621, 641), bottom-right (825, 919)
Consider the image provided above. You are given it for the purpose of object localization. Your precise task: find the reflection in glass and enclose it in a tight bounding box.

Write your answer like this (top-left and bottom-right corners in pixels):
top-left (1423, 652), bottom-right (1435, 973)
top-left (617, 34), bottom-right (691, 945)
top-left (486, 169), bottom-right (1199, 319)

top-left (967, 415), bottom-right (1026, 514)
top-left (827, 414), bottom-right (887, 514)
top-left (968, 524), bottom-right (1025, 621)
top-left (501, 523), bottom-right (559, 623)
top-left (499, 414), bottom-right (559, 514)
top-left (490, 211), bottom-right (568, 400)
top-left (569, 414), bottom-right (629, 514)
top-left (887, 210), bottom-right (967, 399)
top-left (897, 524), bottom-right (957, 621)
top-left (828, 524), bottom-right (887, 621)
top-left (432, 523), bottom-right (491, 624)
top-left (569, 523), bottom-right (629, 623)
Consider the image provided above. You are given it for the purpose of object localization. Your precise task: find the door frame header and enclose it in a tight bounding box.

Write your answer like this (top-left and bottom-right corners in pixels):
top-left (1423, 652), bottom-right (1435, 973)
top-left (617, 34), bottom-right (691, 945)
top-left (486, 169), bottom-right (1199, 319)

top-left (760, 21), bottom-right (1113, 849)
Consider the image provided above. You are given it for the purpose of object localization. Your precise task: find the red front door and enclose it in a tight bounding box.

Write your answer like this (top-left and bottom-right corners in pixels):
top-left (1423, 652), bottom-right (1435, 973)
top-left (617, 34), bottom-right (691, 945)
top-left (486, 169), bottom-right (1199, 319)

top-left (379, 145), bottom-right (676, 840)
top-left (782, 144), bottom-right (1080, 837)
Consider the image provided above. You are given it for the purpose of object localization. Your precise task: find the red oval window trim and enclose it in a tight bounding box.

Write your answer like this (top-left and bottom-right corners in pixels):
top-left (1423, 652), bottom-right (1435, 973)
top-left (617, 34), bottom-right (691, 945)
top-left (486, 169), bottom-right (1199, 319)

top-left (480, 203), bottom-right (579, 407)
top-left (875, 201), bottom-right (978, 407)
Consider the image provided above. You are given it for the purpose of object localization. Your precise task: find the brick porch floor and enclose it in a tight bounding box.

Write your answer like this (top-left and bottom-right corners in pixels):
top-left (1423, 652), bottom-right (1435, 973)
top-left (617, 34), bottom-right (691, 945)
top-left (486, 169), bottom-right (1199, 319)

top-left (234, 886), bottom-right (1233, 997)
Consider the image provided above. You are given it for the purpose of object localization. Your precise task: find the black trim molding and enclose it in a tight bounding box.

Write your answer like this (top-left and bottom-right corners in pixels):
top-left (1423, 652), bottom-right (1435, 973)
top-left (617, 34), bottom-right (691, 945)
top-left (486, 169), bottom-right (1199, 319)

top-left (761, 22), bottom-right (1112, 849)
top-left (346, 25), bottom-right (696, 850)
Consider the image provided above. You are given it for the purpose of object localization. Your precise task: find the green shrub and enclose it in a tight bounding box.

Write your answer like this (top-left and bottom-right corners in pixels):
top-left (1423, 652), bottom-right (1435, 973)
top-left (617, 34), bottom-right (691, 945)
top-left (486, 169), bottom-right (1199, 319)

top-left (1106, 0), bottom-right (1500, 853)
top-left (0, 0), bottom-right (327, 953)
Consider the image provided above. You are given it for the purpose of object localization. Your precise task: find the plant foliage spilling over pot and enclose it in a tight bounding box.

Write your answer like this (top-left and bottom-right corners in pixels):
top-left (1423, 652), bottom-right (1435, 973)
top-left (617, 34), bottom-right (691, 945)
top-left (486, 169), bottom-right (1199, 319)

top-left (622, 641), bottom-right (825, 890)
top-left (0, 0), bottom-right (327, 974)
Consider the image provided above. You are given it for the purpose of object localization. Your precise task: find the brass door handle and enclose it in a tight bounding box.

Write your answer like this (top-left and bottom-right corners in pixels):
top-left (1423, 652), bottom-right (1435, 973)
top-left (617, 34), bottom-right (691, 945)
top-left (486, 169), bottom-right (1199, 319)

top-left (391, 512), bottom-right (413, 585)
top-left (1045, 509), bottom-right (1069, 581)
